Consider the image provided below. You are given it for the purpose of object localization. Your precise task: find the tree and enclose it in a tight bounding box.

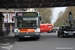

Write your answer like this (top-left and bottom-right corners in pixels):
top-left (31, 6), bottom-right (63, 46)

top-left (35, 8), bottom-right (52, 23)
top-left (57, 11), bottom-right (63, 18)
top-left (54, 6), bottom-right (75, 26)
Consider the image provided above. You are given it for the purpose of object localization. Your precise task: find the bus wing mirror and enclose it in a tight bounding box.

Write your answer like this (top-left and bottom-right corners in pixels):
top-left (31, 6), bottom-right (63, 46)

top-left (13, 16), bottom-right (15, 17)
top-left (39, 16), bottom-right (42, 20)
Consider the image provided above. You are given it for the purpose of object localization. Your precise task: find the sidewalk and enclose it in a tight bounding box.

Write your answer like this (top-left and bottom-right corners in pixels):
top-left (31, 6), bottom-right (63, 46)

top-left (8, 33), bottom-right (15, 37)
top-left (0, 33), bottom-right (17, 46)
top-left (0, 32), bottom-right (15, 38)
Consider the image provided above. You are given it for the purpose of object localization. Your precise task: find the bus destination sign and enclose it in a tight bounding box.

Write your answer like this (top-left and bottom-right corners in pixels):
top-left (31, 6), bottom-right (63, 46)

top-left (16, 12), bottom-right (38, 17)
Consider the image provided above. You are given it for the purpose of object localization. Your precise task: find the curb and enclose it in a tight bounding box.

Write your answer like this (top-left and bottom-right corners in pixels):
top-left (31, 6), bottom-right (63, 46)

top-left (0, 36), bottom-right (4, 39)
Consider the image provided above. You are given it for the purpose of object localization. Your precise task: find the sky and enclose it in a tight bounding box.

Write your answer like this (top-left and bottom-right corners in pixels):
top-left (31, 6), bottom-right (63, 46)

top-left (51, 7), bottom-right (67, 25)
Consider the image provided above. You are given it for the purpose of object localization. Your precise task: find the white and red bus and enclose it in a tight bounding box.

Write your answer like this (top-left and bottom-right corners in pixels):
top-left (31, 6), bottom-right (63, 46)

top-left (14, 11), bottom-right (41, 39)
top-left (40, 24), bottom-right (53, 33)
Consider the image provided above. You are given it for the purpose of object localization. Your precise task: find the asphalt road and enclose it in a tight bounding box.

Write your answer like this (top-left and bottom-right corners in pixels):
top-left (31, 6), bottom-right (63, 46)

top-left (0, 32), bottom-right (75, 50)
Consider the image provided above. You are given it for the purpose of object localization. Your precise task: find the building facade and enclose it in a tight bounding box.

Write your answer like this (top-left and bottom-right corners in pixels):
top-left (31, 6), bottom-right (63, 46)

top-left (0, 8), bottom-right (34, 33)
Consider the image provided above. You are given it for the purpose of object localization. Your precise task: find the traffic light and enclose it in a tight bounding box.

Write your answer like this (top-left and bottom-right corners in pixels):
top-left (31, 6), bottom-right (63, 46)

top-left (69, 12), bottom-right (72, 26)
top-left (69, 12), bottom-right (71, 17)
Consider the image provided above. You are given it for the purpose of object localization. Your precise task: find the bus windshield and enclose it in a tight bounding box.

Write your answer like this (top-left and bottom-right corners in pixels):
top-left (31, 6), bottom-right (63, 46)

top-left (16, 17), bottom-right (38, 27)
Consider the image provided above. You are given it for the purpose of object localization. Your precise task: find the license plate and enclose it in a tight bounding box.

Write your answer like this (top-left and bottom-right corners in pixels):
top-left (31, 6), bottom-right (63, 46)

top-left (24, 36), bottom-right (30, 37)
top-left (69, 33), bottom-right (73, 35)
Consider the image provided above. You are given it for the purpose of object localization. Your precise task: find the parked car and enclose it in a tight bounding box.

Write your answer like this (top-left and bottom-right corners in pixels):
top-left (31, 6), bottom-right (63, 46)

top-left (57, 25), bottom-right (75, 37)
top-left (52, 27), bottom-right (59, 32)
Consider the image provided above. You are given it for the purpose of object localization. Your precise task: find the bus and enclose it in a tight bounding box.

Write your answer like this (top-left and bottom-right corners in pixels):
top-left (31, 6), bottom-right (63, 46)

top-left (40, 24), bottom-right (53, 33)
top-left (14, 11), bottom-right (40, 39)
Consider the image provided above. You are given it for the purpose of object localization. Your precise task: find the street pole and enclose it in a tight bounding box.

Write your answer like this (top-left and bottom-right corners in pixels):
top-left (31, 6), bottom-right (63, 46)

top-left (69, 7), bottom-right (72, 26)
top-left (69, 20), bottom-right (71, 26)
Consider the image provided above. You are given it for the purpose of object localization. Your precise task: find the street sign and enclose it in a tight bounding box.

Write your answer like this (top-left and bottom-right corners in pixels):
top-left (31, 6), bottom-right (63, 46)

top-left (69, 17), bottom-right (72, 21)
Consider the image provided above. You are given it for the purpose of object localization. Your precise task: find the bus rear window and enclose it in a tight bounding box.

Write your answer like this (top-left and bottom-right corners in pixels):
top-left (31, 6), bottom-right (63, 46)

top-left (48, 25), bottom-right (52, 27)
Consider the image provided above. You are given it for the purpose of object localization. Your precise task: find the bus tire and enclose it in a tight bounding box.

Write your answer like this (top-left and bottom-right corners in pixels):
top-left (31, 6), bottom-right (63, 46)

top-left (15, 35), bottom-right (17, 38)
top-left (15, 35), bottom-right (18, 38)
top-left (19, 37), bottom-right (23, 40)
top-left (48, 30), bottom-right (51, 33)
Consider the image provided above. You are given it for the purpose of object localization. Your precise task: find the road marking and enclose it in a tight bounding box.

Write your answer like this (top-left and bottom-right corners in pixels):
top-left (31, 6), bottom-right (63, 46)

top-left (0, 43), bottom-right (10, 45)
top-left (1, 45), bottom-right (13, 50)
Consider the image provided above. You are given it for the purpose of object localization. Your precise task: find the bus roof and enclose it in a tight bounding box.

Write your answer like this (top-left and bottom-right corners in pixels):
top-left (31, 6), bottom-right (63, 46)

top-left (40, 24), bottom-right (53, 25)
top-left (14, 11), bottom-right (40, 17)
top-left (15, 11), bottom-right (39, 12)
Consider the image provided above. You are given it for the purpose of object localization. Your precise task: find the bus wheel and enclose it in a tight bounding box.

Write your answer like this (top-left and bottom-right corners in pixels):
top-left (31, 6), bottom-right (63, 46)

top-left (18, 38), bottom-right (23, 40)
top-left (15, 35), bottom-right (18, 38)
top-left (48, 30), bottom-right (51, 33)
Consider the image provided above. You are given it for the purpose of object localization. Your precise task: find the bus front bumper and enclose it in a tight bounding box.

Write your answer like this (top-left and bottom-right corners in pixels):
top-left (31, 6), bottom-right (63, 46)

top-left (15, 32), bottom-right (40, 38)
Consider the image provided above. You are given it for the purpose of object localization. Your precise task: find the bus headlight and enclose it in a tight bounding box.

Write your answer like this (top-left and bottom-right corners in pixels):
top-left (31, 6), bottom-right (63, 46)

top-left (35, 28), bottom-right (40, 32)
top-left (14, 28), bottom-right (20, 32)
top-left (74, 31), bottom-right (75, 33)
